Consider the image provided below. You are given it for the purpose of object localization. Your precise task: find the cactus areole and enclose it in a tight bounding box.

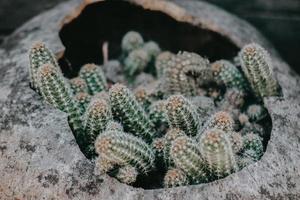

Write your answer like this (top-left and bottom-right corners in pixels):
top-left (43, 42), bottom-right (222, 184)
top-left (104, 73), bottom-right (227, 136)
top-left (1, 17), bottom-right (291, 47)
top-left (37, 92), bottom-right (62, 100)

top-left (1, 0), bottom-right (300, 199)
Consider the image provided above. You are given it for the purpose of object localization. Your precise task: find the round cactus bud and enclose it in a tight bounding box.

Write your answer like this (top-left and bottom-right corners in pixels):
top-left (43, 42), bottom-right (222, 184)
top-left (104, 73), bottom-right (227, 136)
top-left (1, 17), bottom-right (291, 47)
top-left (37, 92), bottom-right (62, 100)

top-left (94, 130), bottom-right (155, 173)
top-left (165, 95), bottom-right (199, 136)
top-left (152, 137), bottom-right (166, 157)
top-left (116, 165), bottom-right (138, 184)
top-left (228, 131), bottom-right (243, 153)
top-left (69, 77), bottom-right (88, 94)
top-left (199, 129), bottom-right (237, 178)
top-left (143, 41), bottom-right (161, 59)
top-left (105, 121), bottom-right (123, 132)
top-left (238, 113), bottom-right (250, 127)
top-left (121, 31), bottom-right (144, 53)
top-left (170, 135), bottom-right (207, 183)
top-left (95, 156), bottom-right (115, 175)
top-left (74, 92), bottom-right (91, 115)
top-left (239, 43), bottom-right (280, 99)
top-left (246, 104), bottom-right (267, 122)
top-left (149, 100), bottom-right (168, 126)
top-left (242, 133), bottom-right (264, 161)
top-left (164, 168), bottom-right (188, 188)
top-left (79, 63), bottom-right (108, 95)
top-left (223, 88), bottom-right (245, 109)
top-left (155, 51), bottom-right (174, 78)
top-left (134, 86), bottom-right (152, 110)
top-left (124, 49), bottom-right (150, 77)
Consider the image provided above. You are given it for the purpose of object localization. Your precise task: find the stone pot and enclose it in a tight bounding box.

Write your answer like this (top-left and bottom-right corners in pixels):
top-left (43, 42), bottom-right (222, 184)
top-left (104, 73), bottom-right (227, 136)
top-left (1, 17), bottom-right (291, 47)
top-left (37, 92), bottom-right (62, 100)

top-left (0, 0), bottom-right (300, 199)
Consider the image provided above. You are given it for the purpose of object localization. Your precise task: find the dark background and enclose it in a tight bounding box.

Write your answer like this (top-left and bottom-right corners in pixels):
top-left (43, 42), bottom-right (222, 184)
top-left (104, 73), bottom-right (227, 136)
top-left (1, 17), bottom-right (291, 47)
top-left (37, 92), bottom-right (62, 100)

top-left (0, 0), bottom-right (299, 74)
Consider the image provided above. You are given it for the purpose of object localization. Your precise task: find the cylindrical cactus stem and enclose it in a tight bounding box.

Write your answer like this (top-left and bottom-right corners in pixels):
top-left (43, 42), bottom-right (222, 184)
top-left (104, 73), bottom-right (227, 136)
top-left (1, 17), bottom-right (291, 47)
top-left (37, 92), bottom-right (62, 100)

top-left (239, 43), bottom-right (280, 99)
top-left (211, 60), bottom-right (248, 91)
top-left (29, 41), bottom-right (60, 91)
top-left (149, 100), bottom-right (168, 127)
top-left (242, 133), bottom-right (264, 161)
top-left (165, 95), bottom-right (200, 137)
top-left (163, 128), bottom-right (185, 166)
top-left (94, 130), bottom-right (155, 173)
top-left (121, 31), bottom-right (144, 53)
top-left (246, 104), bottom-right (267, 122)
top-left (84, 98), bottom-right (112, 141)
top-left (79, 63), bottom-right (108, 95)
top-left (74, 92), bottom-right (91, 115)
top-left (37, 64), bottom-right (83, 133)
top-left (199, 129), bottom-right (237, 178)
top-left (69, 77), bottom-right (89, 94)
top-left (198, 111), bottom-right (234, 139)
top-left (170, 135), bottom-right (207, 183)
top-left (155, 51), bottom-right (174, 78)
top-left (109, 83), bottom-right (155, 141)
top-left (124, 49), bottom-right (150, 78)
top-left (143, 41), bottom-right (161, 60)
top-left (163, 51), bottom-right (213, 96)
top-left (164, 168), bottom-right (188, 188)
top-left (95, 156), bottom-right (116, 175)
top-left (105, 121), bottom-right (124, 132)
top-left (116, 165), bottom-right (139, 184)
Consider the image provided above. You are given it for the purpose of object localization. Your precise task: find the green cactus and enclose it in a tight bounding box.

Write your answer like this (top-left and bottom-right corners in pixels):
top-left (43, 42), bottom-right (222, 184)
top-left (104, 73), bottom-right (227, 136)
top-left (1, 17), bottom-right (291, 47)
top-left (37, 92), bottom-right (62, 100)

top-left (170, 135), bottom-right (207, 183)
top-left (149, 100), bottom-right (168, 127)
top-left (163, 51), bottom-right (213, 96)
top-left (84, 98), bottom-right (112, 141)
top-left (246, 104), bottom-right (267, 122)
top-left (94, 130), bottom-right (155, 173)
top-left (69, 77), bottom-right (89, 94)
top-left (239, 43), bottom-right (280, 99)
top-left (124, 49), bottom-right (150, 78)
top-left (29, 42), bottom-right (60, 91)
top-left (116, 165), bottom-right (138, 184)
top-left (242, 133), bottom-right (263, 161)
top-left (109, 83), bottom-right (155, 141)
top-left (155, 51), bottom-right (174, 78)
top-left (211, 60), bottom-right (248, 91)
top-left (37, 64), bottom-right (83, 132)
top-left (74, 92), bottom-right (91, 115)
top-left (143, 41), bottom-right (161, 60)
top-left (199, 129), bottom-right (237, 178)
top-left (165, 95), bottom-right (199, 137)
top-left (240, 122), bottom-right (265, 137)
top-left (121, 31), bottom-right (144, 53)
top-left (79, 63), bottom-right (108, 95)
top-left (164, 168), bottom-right (188, 188)
top-left (105, 121), bottom-right (124, 132)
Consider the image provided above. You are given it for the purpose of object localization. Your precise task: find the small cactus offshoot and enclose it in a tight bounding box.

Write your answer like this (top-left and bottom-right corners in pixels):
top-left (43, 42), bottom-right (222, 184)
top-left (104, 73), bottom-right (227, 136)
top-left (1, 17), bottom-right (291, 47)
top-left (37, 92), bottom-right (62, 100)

top-left (164, 168), bottom-right (188, 188)
top-left (124, 49), bottom-right (150, 77)
top-left (74, 92), bottom-right (91, 115)
top-left (121, 31), bottom-right (144, 53)
top-left (69, 77), bottom-right (89, 94)
top-left (143, 41), bottom-right (161, 60)
top-left (155, 51), bottom-right (174, 78)
top-left (246, 104), bottom-right (267, 122)
top-left (116, 165), bottom-right (138, 184)
top-left (242, 133), bottom-right (264, 161)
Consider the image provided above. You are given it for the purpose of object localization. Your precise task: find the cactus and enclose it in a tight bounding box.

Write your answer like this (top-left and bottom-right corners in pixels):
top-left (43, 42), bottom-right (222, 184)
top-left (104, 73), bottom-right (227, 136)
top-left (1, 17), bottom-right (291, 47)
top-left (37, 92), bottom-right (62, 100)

top-left (165, 95), bottom-right (199, 137)
top-left (211, 60), bottom-right (248, 91)
top-left (116, 165), bottom-right (138, 184)
top-left (240, 122), bottom-right (265, 137)
top-left (220, 88), bottom-right (245, 109)
top-left (109, 83), bottom-right (155, 141)
top-left (242, 133), bottom-right (263, 161)
top-left (199, 111), bottom-right (234, 137)
top-left (163, 128), bottom-right (185, 166)
top-left (170, 135), bottom-right (207, 183)
top-left (163, 51), bottom-right (213, 96)
top-left (74, 92), bottom-right (91, 115)
top-left (124, 49), bottom-right (150, 77)
top-left (152, 137), bottom-right (165, 157)
top-left (199, 129), bottom-right (237, 178)
top-left (237, 149), bottom-right (257, 169)
top-left (95, 156), bottom-right (116, 175)
top-left (37, 64), bottom-right (83, 133)
top-left (84, 98), bottom-right (112, 141)
top-left (143, 41), bottom-right (161, 60)
top-left (94, 130), bottom-right (155, 173)
top-left (246, 104), bottom-right (267, 122)
top-left (228, 131), bottom-right (243, 153)
top-left (69, 77), bottom-right (88, 94)
top-left (238, 113), bottom-right (250, 127)
top-left (149, 100), bottom-right (168, 127)
top-left (29, 42), bottom-right (60, 91)
top-left (121, 31), bottom-right (144, 53)
top-left (155, 51), bottom-right (174, 78)
top-left (164, 168), bottom-right (188, 188)
top-left (105, 121), bottom-right (124, 132)
top-left (79, 64), bottom-right (108, 95)
top-left (134, 86), bottom-right (152, 110)
top-left (239, 43), bottom-right (280, 99)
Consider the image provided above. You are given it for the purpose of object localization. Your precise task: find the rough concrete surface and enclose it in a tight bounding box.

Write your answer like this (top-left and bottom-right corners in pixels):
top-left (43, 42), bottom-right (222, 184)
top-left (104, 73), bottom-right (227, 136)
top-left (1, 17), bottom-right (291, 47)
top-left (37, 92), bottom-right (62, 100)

top-left (0, 0), bottom-right (300, 199)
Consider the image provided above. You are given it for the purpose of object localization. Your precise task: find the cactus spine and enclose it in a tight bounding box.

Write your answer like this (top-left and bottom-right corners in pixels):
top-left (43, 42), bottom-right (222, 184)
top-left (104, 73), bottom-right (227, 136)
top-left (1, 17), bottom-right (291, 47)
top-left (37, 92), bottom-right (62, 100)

top-left (239, 43), bottom-right (280, 99)
top-left (199, 129), bottom-right (237, 178)
top-left (95, 130), bottom-right (155, 173)
top-left (79, 64), bottom-right (108, 95)
top-left (109, 83), bottom-right (155, 141)
top-left (165, 95), bottom-right (199, 136)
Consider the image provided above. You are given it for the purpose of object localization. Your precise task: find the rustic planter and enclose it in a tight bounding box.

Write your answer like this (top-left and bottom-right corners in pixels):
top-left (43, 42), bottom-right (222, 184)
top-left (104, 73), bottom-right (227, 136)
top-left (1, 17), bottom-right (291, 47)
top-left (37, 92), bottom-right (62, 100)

top-left (0, 0), bottom-right (300, 199)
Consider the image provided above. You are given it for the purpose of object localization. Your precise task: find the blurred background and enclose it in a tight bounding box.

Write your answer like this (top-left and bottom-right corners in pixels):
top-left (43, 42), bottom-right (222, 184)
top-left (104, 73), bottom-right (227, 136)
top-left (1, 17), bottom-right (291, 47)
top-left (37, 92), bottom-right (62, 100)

top-left (0, 0), bottom-right (299, 74)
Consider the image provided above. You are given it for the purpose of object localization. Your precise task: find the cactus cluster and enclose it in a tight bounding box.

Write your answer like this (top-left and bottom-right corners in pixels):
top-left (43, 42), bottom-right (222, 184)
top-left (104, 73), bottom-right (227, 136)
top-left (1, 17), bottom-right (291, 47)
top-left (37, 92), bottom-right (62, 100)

top-left (29, 33), bottom-right (278, 187)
